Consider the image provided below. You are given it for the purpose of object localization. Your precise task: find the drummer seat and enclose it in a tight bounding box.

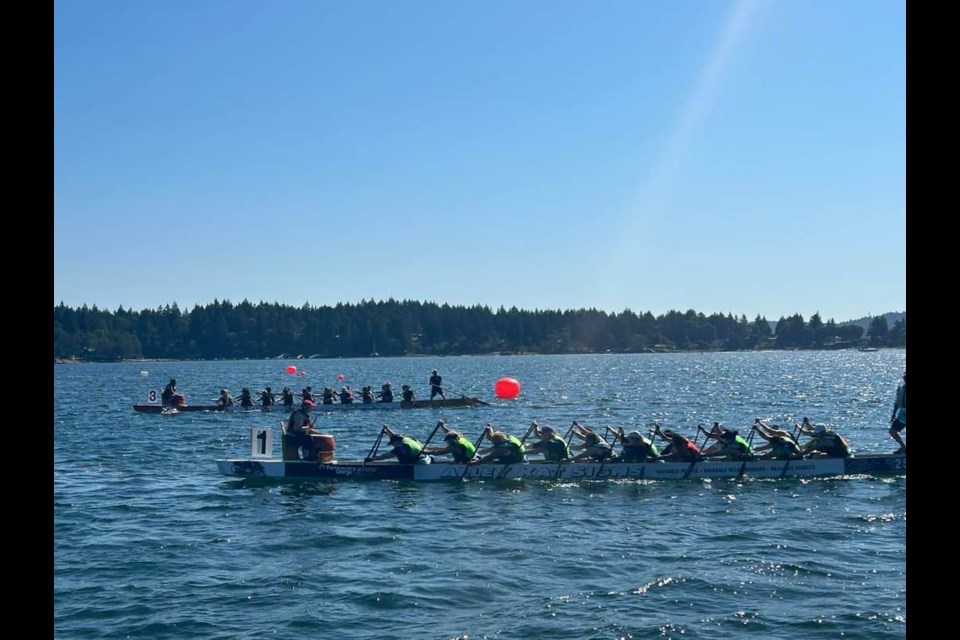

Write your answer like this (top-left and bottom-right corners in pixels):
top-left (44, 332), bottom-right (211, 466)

top-left (279, 420), bottom-right (302, 461)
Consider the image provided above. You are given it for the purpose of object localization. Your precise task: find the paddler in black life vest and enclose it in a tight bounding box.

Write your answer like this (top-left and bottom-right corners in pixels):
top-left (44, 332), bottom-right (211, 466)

top-left (322, 387), bottom-right (337, 404)
top-left (798, 418), bottom-right (851, 458)
top-left (287, 399), bottom-right (320, 460)
top-left (401, 384), bottom-right (416, 402)
top-left (889, 371), bottom-right (906, 454)
top-left (429, 369), bottom-right (445, 400)
top-left (612, 429), bottom-right (659, 462)
top-left (238, 387), bottom-right (255, 410)
top-left (161, 379), bottom-right (178, 406)
top-left (379, 382), bottom-right (394, 403)
top-left (280, 387), bottom-right (295, 407)
top-left (259, 387), bottom-right (275, 408)
top-left (360, 386), bottom-right (376, 403)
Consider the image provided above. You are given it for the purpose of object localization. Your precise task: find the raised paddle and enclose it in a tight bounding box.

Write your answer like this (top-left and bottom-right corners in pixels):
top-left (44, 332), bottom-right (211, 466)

top-left (457, 429), bottom-right (488, 479)
top-left (364, 425), bottom-right (388, 463)
top-left (417, 420), bottom-right (445, 460)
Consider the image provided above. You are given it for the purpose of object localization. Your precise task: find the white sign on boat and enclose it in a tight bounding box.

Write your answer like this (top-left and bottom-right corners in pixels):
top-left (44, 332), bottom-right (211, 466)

top-left (250, 428), bottom-right (273, 459)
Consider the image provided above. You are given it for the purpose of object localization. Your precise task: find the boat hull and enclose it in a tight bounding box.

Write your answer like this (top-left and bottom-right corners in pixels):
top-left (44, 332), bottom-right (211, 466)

top-left (216, 454), bottom-right (905, 482)
top-left (133, 404), bottom-right (229, 413)
top-left (316, 398), bottom-right (480, 410)
top-left (135, 397), bottom-right (480, 413)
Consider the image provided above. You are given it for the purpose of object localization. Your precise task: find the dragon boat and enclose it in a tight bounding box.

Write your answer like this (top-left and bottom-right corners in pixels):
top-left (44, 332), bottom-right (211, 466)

top-left (216, 452), bottom-right (905, 482)
top-left (135, 396), bottom-right (482, 413)
top-left (215, 425), bottom-right (905, 482)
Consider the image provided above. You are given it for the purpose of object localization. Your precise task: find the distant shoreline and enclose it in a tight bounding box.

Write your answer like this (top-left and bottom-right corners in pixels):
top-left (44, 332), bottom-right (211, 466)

top-left (54, 347), bottom-right (905, 365)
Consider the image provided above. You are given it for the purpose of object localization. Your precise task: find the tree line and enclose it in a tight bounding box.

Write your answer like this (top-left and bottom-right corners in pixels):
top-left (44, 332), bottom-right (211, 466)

top-left (53, 300), bottom-right (906, 362)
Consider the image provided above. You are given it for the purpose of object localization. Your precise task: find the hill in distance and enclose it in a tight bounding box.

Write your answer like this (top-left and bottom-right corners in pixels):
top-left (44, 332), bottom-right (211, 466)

top-left (840, 311), bottom-right (906, 331)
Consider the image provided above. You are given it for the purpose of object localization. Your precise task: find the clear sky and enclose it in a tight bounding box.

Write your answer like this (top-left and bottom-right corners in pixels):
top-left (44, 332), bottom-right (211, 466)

top-left (54, 0), bottom-right (905, 324)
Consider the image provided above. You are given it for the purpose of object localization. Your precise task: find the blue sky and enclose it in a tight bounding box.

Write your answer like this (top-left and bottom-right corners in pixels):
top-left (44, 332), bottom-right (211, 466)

top-left (54, 0), bottom-right (905, 324)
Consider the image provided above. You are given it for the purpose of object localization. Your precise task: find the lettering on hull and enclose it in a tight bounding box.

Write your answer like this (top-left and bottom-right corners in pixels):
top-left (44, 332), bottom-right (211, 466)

top-left (219, 455), bottom-right (902, 481)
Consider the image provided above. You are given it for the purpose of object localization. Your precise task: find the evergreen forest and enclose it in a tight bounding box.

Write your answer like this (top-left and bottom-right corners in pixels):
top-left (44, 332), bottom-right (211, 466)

top-left (53, 300), bottom-right (906, 362)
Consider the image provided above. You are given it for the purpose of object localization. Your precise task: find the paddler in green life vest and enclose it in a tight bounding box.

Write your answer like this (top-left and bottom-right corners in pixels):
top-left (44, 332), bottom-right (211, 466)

top-left (701, 423), bottom-right (755, 460)
top-left (424, 420), bottom-right (478, 463)
top-left (365, 425), bottom-right (427, 464)
top-left (476, 424), bottom-right (526, 464)
top-left (523, 422), bottom-right (570, 462)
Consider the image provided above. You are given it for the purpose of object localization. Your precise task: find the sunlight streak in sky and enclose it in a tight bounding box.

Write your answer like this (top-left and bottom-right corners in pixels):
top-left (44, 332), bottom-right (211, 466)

top-left (599, 0), bottom-right (763, 311)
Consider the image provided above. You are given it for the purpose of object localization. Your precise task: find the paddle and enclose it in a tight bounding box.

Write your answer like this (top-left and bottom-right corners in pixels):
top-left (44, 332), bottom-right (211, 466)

top-left (364, 426), bottom-right (387, 464)
top-left (669, 425), bottom-right (704, 480)
top-left (441, 384), bottom-right (491, 406)
top-left (417, 421), bottom-right (444, 461)
top-left (458, 429), bottom-right (488, 479)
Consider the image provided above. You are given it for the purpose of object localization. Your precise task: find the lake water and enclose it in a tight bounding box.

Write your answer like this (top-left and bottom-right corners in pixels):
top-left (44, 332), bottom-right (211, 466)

top-left (54, 350), bottom-right (907, 639)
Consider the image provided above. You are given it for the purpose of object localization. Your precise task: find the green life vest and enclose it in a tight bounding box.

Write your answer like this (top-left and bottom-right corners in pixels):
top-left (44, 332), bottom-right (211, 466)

top-left (451, 436), bottom-right (476, 462)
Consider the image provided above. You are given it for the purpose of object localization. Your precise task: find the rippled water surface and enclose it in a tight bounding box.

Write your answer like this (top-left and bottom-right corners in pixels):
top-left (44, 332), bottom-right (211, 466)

top-left (54, 351), bottom-right (907, 639)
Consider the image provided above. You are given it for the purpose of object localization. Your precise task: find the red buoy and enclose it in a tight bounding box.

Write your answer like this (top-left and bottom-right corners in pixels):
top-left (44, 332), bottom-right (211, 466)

top-left (494, 377), bottom-right (521, 399)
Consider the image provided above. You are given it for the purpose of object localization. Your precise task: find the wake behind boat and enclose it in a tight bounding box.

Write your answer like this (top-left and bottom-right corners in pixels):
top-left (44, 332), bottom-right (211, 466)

top-left (134, 403), bottom-right (229, 413)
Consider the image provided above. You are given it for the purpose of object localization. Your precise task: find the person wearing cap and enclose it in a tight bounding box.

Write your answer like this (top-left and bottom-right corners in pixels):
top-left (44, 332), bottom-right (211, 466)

top-left (401, 384), bottom-right (416, 403)
top-left (215, 388), bottom-right (234, 410)
top-left (797, 417), bottom-right (851, 458)
top-left (280, 386), bottom-right (295, 408)
top-left (237, 387), bottom-right (255, 410)
top-left (701, 423), bottom-right (754, 460)
top-left (523, 421), bottom-right (570, 462)
top-left (287, 399), bottom-right (321, 460)
top-left (568, 422), bottom-right (614, 462)
top-left (429, 369), bottom-right (445, 400)
top-left (654, 425), bottom-right (702, 462)
top-left (379, 382), bottom-right (394, 403)
top-left (425, 420), bottom-right (477, 463)
top-left (161, 379), bottom-right (178, 407)
top-left (360, 386), bottom-right (376, 403)
top-left (366, 425), bottom-right (426, 464)
top-left (339, 386), bottom-right (354, 404)
top-left (752, 419), bottom-right (801, 460)
top-left (476, 424), bottom-right (526, 464)
top-left (612, 428), bottom-right (659, 463)
top-left (888, 371), bottom-right (906, 454)
top-left (258, 387), bottom-right (276, 409)
top-left (321, 387), bottom-right (338, 405)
